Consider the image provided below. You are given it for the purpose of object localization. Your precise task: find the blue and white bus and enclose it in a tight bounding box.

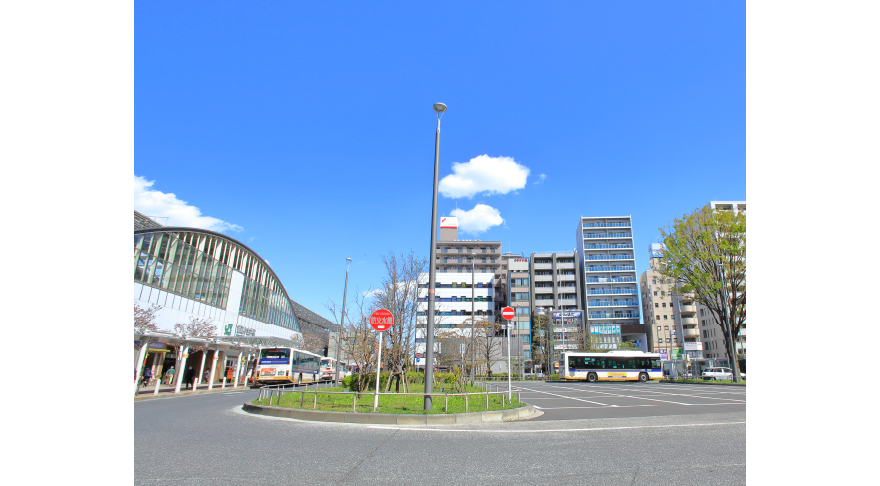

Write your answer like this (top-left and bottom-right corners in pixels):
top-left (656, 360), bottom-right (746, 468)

top-left (560, 351), bottom-right (662, 382)
top-left (255, 347), bottom-right (321, 386)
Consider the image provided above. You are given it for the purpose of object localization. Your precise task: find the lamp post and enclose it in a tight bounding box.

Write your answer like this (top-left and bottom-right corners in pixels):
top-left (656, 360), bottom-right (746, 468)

top-left (335, 257), bottom-right (352, 385)
top-left (469, 252), bottom-right (476, 384)
top-left (423, 102), bottom-right (446, 411)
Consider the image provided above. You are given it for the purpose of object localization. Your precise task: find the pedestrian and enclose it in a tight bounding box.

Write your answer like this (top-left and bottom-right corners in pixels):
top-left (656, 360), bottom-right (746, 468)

top-left (204, 368), bottom-right (210, 383)
top-left (164, 366), bottom-right (175, 385)
top-left (184, 366), bottom-right (195, 389)
top-left (141, 367), bottom-right (152, 388)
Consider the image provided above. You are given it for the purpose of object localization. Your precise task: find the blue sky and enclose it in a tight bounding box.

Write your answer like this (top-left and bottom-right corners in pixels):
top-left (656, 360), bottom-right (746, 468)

top-left (135, 1), bottom-right (744, 322)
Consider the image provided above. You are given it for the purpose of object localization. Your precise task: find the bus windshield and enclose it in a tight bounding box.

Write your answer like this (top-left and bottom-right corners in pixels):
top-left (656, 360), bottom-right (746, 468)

top-left (320, 358), bottom-right (333, 366)
top-left (260, 349), bottom-right (290, 360)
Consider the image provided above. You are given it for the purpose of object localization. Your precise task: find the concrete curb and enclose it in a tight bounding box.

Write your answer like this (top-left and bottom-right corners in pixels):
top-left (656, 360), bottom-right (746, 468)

top-left (242, 402), bottom-right (538, 424)
top-left (660, 380), bottom-right (746, 387)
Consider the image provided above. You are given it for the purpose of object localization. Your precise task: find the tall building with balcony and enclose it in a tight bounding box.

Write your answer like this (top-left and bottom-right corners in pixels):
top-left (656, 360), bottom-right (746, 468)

top-left (639, 243), bottom-right (699, 359)
top-left (697, 201), bottom-right (747, 360)
top-left (529, 251), bottom-right (583, 360)
top-left (415, 217), bottom-right (503, 369)
top-left (575, 216), bottom-right (645, 350)
top-left (506, 255), bottom-right (532, 371)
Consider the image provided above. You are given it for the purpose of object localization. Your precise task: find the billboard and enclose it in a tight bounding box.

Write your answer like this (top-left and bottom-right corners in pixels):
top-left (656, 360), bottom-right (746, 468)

top-left (440, 216), bottom-right (458, 228)
top-left (509, 258), bottom-right (529, 271)
top-left (554, 344), bottom-right (578, 350)
top-left (552, 311), bottom-right (582, 319)
top-left (684, 342), bottom-right (703, 351)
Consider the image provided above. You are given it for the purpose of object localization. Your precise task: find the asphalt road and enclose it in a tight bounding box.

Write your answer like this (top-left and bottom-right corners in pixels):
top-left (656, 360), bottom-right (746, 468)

top-left (134, 382), bottom-right (745, 485)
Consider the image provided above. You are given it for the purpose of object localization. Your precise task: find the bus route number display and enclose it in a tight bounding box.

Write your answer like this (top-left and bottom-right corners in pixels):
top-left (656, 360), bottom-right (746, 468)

top-left (370, 309), bottom-right (393, 332)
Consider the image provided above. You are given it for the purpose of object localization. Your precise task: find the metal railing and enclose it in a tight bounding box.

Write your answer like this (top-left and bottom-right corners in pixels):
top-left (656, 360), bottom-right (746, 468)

top-left (584, 277), bottom-right (637, 283)
top-left (587, 289), bottom-right (637, 295)
top-left (583, 233), bottom-right (633, 238)
top-left (584, 244), bottom-right (633, 249)
top-left (256, 381), bottom-right (523, 413)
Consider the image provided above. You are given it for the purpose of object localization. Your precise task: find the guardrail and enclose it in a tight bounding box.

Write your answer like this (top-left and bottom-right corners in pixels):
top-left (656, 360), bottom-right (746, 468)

top-left (256, 381), bottom-right (523, 413)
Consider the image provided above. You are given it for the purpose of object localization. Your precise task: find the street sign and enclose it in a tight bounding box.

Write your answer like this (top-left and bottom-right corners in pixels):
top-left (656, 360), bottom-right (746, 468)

top-left (370, 309), bottom-right (393, 331)
top-left (501, 306), bottom-right (515, 321)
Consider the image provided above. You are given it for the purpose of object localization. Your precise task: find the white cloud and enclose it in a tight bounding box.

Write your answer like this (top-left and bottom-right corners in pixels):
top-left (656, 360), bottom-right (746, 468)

top-left (451, 204), bottom-right (504, 234)
top-left (438, 155), bottom-right (530, 198)
top-left (134, 175), bottom-right (243, 233)
top-left (534, 174), bottom-right (547, 184)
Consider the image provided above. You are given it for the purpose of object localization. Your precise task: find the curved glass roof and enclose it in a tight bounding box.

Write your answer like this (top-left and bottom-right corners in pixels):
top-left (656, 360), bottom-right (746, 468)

top-left (134, 227), bottom-right (298, 333)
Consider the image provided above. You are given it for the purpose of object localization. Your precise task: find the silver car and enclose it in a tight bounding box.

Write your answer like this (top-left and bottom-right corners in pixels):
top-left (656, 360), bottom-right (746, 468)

top-left (701, 367), bottom-right (746, 381)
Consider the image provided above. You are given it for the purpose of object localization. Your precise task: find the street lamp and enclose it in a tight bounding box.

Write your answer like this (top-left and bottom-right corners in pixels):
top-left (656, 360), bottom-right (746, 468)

top-left (469, 252), bottom-right (476, 384)
top-left (423, 102), bottom-right (446, 411)
top-left (335, 258), bottom-right (352, 385)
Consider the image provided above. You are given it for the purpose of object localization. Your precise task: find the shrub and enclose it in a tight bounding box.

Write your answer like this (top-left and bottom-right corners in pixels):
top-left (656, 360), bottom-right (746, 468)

top-left (341, 374), bottom-right (354, 389)
top-left (550, 374), bottom-right (559, 380)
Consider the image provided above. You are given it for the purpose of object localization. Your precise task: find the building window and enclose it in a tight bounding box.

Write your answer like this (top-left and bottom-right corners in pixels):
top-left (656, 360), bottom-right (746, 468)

top-left (654, 303), bottom-right (659, 308)
top-left (653, 291), bottom-right (657, 296)
top-left (662, 303), bottom-right (666, 308)
top-left (664, 326), bottom-right (669, 330)
top-left (663, 315), bottom-right (668, 320)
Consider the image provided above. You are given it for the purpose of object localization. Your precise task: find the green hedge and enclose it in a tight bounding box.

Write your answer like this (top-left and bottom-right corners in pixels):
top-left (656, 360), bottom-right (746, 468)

top-left (347, 372), bottom-right (457, 392)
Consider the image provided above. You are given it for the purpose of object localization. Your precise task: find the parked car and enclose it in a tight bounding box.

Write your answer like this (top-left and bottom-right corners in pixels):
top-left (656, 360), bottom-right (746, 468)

top-left (701, 367), bottom-right (746, 381)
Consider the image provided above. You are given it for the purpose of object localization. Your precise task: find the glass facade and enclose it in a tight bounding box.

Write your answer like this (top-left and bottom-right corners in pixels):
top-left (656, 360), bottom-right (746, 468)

top-left (134, 229), bottom-right (298, 332)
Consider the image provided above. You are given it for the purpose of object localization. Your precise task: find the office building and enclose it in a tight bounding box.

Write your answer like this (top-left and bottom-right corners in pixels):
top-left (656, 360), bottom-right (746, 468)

top-left (506, 255), bottom-right (531, 372)
top-left (575, 216), bottom-right (645, 350)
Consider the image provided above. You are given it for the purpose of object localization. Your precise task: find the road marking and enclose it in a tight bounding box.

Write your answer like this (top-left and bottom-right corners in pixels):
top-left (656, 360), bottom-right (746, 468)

top-left (515, 386), bottom-right (611, 406)
top-left (534, 405), bottom-right (658, 410)
top-left (366, 421), bottom-right (746, 433)
top-left (223, 392), bottom-right (244, 395)
top-left (545, 384), bottom-right (708, 406)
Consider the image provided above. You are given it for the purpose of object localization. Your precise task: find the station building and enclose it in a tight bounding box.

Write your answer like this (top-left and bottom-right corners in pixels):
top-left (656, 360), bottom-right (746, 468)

top-left (133, 211), bottom-right (333, 385)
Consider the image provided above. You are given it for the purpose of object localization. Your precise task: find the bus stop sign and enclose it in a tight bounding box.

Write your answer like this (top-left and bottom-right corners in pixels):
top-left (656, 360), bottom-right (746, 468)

top-left (370, 309), bottom-right (393, 331)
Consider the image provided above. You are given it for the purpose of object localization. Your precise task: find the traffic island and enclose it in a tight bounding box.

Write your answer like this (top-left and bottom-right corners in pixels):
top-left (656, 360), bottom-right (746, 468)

top-left (242, 401), bottom-right (538, 424)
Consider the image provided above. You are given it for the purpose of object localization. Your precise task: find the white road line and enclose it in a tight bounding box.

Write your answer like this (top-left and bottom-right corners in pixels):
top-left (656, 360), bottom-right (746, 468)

top-left (534, 405), bottom-right (658, 410)
top-left (366, 421), bottom-right (746, 433)
top-left (545, 384), bottom-right (707, 406)
top-left (515, 386), bottom-right (611, 406)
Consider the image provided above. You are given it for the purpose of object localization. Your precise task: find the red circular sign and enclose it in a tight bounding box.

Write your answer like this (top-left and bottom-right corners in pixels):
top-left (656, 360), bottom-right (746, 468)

top-left (370, 309), bottom-right (393, 331)
top-left (501, 307), bottom-right (515, 321)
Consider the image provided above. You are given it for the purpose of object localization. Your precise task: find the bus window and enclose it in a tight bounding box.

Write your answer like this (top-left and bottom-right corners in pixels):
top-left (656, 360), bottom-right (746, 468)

top-left (260, 349), bottom-right (290, 360)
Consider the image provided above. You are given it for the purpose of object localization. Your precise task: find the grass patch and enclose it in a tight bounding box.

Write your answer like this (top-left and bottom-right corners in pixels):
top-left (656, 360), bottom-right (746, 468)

top-left (253, 384), bottom-right (525, 414)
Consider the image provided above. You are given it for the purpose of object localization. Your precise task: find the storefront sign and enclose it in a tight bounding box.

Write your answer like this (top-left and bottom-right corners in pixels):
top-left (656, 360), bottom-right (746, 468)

top-left (552, 311), bottom-right (582, 319)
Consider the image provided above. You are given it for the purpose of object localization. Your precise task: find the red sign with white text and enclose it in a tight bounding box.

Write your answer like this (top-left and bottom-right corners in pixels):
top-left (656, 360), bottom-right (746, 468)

top-left (370, 309), bottom-right (393, 331)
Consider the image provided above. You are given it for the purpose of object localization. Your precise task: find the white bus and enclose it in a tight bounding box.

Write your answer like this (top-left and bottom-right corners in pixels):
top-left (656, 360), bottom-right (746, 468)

top-left (255, 347), bottom-right (321, 386)
top-left (318, 357), bottom-right (350, 382)
top-left (560, 351), bottom-right (662, 382)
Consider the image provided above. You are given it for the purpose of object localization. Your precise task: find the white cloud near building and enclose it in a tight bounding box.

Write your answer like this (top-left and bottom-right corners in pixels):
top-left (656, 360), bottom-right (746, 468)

top-left (438, 155), bottom-right (530, 198)
top-left (134, 175), bottom-right (243, 233)
top-left (451, 204), bottom-right (504, 233)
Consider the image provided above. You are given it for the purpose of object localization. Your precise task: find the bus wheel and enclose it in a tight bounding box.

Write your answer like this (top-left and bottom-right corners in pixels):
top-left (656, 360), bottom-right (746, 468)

top-left (587, 373), bottom-right (598, 383)
top-left (638, 373), bottom-right (648, 383)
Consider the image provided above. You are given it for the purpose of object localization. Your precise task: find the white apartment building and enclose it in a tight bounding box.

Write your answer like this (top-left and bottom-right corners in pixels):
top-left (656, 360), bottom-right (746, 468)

top-left (698, 201), bottom-right (746, 360)
top-left (639, 243), bottom-right (700, 359)
top-left (575, 216), bottom-right (646, 350)
top-left (415, 217), bottom-right (502, 369)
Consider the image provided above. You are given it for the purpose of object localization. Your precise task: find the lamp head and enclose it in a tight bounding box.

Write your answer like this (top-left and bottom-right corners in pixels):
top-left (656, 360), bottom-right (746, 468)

top-left (346, 258), bottom-right (352, 262)
top-left (433, 103), bottom-right (447, 113)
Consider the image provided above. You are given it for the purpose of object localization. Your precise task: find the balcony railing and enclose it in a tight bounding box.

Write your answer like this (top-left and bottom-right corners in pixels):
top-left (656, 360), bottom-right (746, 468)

top-left (585, 266), bottom-right (636, 272)
top-left (589, 313), bottom-right (640, 319)
top-left (584, 277), bottom-right (637, 283)
top-left (582, 222), bottom-right (632, 228)
top-left (588, 301), bottom-right (639, 307)
top-left (583, 233), bottom-right (633, 239)
top-left (587, 289), bottom-right (637, 295)
top-left (584, 255), bottom-right (634, 261)
top-left (584, 244), bottom-right (633, 249)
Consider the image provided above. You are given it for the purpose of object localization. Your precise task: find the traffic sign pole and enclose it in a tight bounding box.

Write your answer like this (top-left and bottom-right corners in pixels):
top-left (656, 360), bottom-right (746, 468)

top-left (501, 306), bottom-right (514, 400)
top-left (369, 309), bottom-right (392, 411)
top-left (374, 331), bottom-right (383, 411)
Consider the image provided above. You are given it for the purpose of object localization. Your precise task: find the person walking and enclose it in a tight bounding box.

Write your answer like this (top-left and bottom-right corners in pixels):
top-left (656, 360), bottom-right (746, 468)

top-left (203, 368), bottom-right (210, 384)
top-left (164, 366), bottom-right (175, 385)
top-left (141, 367), bottom-right (152, 388)
top-left (184, 365), bottom-right (195, 390)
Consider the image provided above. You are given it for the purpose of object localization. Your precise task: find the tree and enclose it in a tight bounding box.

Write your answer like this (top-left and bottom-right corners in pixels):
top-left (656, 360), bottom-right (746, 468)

top-left (370, 251), bottom-right (426, 393)
top-left (172, 316), bottom-right (217, 377)
top-left (531, 313), bottom-right (552, 375)
top-left (656, 205), bottom-right (746, 382)
top-left (134, 302), bottom-right (163, 333)
top-left (298, 330), bottom-right (326, 356)
top-left (472, 318), bottom-right (502, 377)
top-left (326, 286), bottom-right (379, 395)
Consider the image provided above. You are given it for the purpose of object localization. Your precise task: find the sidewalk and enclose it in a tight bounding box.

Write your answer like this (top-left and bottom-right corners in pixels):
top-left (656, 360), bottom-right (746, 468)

top-left (134, 379), bottom-right (255, 400)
